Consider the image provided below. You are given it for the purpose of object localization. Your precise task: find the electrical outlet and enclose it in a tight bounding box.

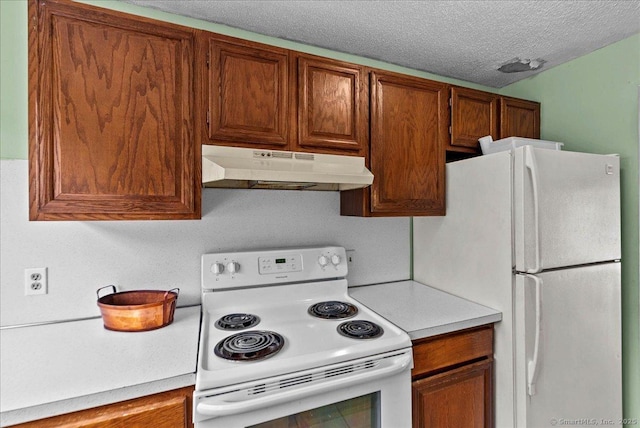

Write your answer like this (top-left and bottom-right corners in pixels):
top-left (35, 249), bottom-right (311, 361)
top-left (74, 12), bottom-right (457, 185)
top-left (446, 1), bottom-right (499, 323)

top-left (346, 250), bottom-right (355, 265)
top-left (25, 268), bottom-right (48, 296)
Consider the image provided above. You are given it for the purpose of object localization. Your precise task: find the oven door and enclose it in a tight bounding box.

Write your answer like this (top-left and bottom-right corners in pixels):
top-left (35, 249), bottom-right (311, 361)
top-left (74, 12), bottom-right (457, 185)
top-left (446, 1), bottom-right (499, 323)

top-left (193, 348), bottom-right (413, 428)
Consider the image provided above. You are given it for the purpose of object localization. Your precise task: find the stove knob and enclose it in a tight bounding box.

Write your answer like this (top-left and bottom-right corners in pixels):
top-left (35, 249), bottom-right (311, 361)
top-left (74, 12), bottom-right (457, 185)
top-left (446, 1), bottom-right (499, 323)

top-left (211, 263), bottom-right (224, 275)
top-left (331, 254), bottom-right (342, 266)
top-left (227, 261), bottom-right (240, 274)
top-left (318, 255), bottom-right (329, 267)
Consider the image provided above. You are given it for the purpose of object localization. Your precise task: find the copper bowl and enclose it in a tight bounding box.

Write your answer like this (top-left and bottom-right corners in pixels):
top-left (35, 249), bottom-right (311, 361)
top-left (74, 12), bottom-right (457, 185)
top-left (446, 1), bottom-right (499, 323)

top-left (97, 285), bottom-right (179, 332)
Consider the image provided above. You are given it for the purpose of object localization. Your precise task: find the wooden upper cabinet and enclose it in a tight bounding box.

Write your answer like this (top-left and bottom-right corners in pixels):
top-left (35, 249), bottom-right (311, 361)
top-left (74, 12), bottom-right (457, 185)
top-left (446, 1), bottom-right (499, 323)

top-left (449, 86), bottom-right (499, 152)
top-left (500, 96), bottom-right (540, 139)
top-left (29, 0), bottom-right (199, 220)
top-left (205, 35), bottom-right (290, 149)
top-left (295, 54), bottom-right (367, 156)
top-left (368, 71), bottom-right (448, 216)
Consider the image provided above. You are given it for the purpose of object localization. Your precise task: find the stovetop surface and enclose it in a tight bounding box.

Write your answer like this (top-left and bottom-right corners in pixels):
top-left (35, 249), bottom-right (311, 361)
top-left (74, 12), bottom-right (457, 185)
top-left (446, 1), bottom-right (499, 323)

top-left (195, 280), bottom-right (411, 391)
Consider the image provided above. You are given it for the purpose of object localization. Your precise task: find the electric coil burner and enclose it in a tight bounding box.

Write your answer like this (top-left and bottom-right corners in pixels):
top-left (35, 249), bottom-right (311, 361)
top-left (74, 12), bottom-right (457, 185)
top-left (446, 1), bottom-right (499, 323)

top-left (337, 320), bottom-right (384, 339)
top-left (308, 300), bottom-right (358, 319)
top-left (215, 313), bottom-right (260, 330)
top-left (195, 246), bottom-right (413, 427)
top-left (214, 330), bottom-right (284, 361)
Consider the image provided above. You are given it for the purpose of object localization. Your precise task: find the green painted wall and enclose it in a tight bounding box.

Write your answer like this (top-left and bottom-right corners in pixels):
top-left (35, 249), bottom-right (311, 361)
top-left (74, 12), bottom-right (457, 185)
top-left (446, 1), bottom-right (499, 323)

top-left (501, 35), bottom-right (640, 422)
top-left (0, 0), bottom-right (29, 159)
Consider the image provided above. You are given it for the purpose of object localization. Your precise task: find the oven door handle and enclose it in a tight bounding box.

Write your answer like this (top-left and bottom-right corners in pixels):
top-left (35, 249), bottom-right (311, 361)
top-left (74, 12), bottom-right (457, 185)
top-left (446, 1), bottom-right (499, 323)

top-left (196, 351), bottom-right (412, 418)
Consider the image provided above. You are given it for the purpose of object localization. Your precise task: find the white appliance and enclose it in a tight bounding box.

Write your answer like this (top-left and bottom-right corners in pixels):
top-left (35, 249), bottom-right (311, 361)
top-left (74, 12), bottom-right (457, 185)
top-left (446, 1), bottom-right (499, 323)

top-left (413, 146), bottom-right (622, 427)
top-left (202, 145), bottom-right (374, 191)
top-left (194, 246), bottom-right (413, 427)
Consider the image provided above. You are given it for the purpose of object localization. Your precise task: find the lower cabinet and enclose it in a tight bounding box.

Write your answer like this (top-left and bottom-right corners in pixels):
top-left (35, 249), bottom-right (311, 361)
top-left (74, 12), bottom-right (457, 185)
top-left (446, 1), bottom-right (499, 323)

top-left (10, 386), bottom-right (194, 428)
top-left (412, 325), bottom-right (494, 428)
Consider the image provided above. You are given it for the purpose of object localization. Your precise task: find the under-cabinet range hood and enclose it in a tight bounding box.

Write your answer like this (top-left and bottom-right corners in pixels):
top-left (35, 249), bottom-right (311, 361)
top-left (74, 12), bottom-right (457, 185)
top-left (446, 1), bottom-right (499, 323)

top-left (202, 146), bottom-right (373, 191)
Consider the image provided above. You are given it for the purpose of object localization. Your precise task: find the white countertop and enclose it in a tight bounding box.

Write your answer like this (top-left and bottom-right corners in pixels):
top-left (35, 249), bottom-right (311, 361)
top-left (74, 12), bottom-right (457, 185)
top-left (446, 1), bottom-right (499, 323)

top-left (349, 280), bottom-right (502, 340)
top-left (0, 306), bottom-right (201, 426)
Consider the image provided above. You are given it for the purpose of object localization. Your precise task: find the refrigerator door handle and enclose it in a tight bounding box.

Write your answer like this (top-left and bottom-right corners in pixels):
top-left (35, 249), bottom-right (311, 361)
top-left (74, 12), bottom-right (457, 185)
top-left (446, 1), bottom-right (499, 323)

top-left (524, 273), bottom-right (543, 396)
top-left (525, 147), bottom-right (542, 273)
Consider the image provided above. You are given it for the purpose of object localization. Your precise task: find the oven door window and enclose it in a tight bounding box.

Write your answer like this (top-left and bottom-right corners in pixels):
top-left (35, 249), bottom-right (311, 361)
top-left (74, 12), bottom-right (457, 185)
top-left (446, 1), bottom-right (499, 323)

top-left (248, 392), bottom-right (380, 428)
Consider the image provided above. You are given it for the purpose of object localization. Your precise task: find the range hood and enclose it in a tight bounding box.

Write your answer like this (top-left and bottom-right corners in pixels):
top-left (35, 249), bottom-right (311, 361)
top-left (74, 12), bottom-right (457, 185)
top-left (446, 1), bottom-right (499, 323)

top-left (202, 146), bottom-right (373, 191)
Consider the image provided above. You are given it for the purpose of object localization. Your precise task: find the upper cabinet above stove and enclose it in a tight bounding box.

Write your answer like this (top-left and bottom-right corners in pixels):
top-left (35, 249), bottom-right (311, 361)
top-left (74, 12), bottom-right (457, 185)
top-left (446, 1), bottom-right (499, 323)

top-left (201, 34), bottom-right (369, 158)
top-left (203, 35), bottom-right (291, 150)
top-left (28, 0), bottom-right (200, 220)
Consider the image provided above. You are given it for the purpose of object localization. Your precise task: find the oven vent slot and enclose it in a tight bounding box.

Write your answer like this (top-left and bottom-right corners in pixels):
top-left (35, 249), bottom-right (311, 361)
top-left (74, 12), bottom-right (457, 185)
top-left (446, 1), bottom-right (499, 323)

top-left (244, 359), bottom-right (380, 397)
top-left (325, 365), bottom-right (353, 378)
top-left (325, 359), bottom-right (377, 378)
top-left (279, 374), bottom-right (313, 389)
top-left (248, 384), bottom-right (267, 395)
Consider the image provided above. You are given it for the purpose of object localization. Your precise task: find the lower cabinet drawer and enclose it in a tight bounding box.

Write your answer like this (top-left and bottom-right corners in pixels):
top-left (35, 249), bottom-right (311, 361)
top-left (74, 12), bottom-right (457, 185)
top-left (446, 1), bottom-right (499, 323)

top-left (412, 325), bottom-right (493, 378)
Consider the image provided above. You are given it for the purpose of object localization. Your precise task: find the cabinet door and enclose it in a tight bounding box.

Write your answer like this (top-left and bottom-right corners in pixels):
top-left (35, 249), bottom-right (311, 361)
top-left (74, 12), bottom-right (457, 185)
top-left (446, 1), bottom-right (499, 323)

top-left (500, 96), bottom-right (540, 139)
top-left (295, 54), bottom-right (367, 155)
top-left (12, 386), bottom-right (194, 428)
top-left (449, 87), bottom-right (499, 153)
top-left (412, 360), bottom-right (493, 428)
top-left (29, 0), bottom-right (199, 220)
top-left (369, 71), bottom-right (448, 215)
top-left (206, 35), bottom-right (290, 149)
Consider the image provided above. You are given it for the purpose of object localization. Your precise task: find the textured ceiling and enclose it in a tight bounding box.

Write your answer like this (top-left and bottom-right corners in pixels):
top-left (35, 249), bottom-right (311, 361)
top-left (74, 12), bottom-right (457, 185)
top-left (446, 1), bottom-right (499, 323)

top-left (120, 0), bottom-right (640, 88)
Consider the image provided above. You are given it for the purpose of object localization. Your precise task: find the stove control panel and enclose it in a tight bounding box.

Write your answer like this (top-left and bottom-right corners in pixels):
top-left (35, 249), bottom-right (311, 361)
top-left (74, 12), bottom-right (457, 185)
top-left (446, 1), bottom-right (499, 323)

top-left (258, 255), bottom-right (302, 275)
top-left (202, 246), bottom-right (348, 290)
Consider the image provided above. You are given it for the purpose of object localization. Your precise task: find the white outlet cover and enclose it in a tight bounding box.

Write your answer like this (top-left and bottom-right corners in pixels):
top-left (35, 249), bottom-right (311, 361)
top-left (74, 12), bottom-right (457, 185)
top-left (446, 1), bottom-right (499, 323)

top-left (24, 267), bottom-right (47, 296)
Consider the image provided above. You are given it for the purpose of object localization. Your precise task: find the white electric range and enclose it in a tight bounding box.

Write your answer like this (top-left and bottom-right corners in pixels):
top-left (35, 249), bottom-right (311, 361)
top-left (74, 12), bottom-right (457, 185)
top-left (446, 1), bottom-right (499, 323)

top-left (194, 246), bottom-right (413, 428)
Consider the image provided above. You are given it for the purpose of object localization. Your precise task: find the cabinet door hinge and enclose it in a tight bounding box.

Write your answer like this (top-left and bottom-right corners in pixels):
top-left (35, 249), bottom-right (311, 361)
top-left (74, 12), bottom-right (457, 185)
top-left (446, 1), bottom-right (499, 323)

top-left (448, 125), bottom-right (452, 135)
top-left (206, 110), bottom-right (210, 126)
top-left (449, 97), bottom-right (452, 107)
top-left (206, 52), bottom-right (210, 68)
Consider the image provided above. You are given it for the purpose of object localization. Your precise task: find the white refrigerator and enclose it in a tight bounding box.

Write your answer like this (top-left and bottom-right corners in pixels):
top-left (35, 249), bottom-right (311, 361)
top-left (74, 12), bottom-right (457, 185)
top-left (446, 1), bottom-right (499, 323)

top-left (413, 146), bottom-right (622, 428)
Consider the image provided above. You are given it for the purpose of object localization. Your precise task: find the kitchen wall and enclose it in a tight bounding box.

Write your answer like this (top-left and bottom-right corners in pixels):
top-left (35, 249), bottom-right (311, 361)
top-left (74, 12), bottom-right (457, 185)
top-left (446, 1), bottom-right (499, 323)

top-left (1, 159), bottom-right (410, 326)
top-left (500, 34), bottom-right (640, 421)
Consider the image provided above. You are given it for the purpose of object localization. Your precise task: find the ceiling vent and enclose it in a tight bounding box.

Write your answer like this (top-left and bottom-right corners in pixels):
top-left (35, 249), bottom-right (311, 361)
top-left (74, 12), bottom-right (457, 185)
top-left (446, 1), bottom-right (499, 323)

top-left (498, 58), bottom-right (546, 73)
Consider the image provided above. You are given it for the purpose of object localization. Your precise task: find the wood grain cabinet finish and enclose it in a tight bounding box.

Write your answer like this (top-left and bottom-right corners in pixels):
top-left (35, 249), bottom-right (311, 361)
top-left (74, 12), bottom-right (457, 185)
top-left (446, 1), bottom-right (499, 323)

top-left (412, 325), bottom-right (494, 428)
top-left (205, 35), bottom-right (290, 149)
top-left (341, 71), bottom-right (448, 216)
top-left (500, 96), bottom-right (541, 139)
top-left (449, 87), bottom-right (499, 153)
top-left (295, 54), bottom-right (367, 156)
top-left (10, 386), bottom-right (194, 428)
top-left (29, 0), bottom-right (199, 220)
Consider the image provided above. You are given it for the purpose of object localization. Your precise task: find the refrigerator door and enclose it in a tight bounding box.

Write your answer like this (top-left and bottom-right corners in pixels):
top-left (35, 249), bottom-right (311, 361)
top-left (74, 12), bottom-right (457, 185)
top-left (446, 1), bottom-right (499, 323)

top-left (514, 263), bottom-right (622, 428)
top-left (514, 146), bottom-right (621, 272)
